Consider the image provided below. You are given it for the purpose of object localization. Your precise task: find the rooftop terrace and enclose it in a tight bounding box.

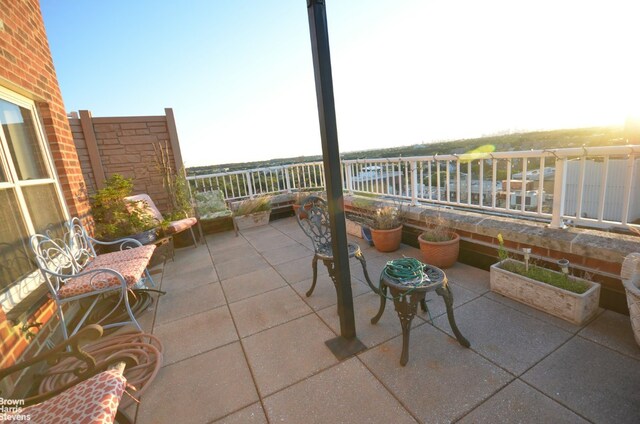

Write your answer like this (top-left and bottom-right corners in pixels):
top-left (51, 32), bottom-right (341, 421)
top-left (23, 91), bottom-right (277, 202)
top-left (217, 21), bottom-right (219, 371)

top-left (126, 217), bottom-right (640, 423)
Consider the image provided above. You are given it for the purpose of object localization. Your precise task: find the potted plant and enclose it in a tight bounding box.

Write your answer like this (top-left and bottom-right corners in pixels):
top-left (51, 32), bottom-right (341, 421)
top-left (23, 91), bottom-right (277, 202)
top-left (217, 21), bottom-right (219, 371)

top-left (91, 174), bottom-right (159, 244)
top-left (233, 196), bottom-right (272, 230)
top-left (345, 197), bottom-right (376, 243)
top-left (292, 191), bottom-right (312, 219)
top-left (417, 215), bottom-right (460, 268)
top-left (370, 206), bottom-right (403, 252)
top-left (490, 233), bottom-right (601, 325)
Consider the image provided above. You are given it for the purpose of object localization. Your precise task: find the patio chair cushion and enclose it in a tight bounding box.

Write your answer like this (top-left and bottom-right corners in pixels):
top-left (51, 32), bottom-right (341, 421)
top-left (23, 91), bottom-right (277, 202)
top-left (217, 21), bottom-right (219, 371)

top-left (89, 245), bottom-right (156, 268)
top-left (166, 217), bottom-right (198, 234)
top-left (195, 190), bottom-right (233, 220)
top-left (16, 367), bottom-right (126, 424)
top-left (125, 194), bottom-right (163, 223)
top-left (57, 245), bottom-right (156, 299)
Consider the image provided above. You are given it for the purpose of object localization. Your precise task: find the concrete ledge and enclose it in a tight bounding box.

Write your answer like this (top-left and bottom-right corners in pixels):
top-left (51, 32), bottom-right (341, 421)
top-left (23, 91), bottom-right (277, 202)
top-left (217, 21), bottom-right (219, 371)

top-left (344, 194), bottom-right (640, 313)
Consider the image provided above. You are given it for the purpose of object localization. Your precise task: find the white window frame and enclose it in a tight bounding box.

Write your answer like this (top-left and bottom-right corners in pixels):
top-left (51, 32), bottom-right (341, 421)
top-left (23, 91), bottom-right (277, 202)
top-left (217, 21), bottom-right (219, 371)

top-left (0, 85), bottom-right (70, 313)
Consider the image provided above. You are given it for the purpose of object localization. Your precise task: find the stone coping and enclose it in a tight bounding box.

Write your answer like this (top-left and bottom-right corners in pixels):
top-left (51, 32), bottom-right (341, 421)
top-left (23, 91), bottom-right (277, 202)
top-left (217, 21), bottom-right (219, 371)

top-left (344, 195), bottom-right (640, 265)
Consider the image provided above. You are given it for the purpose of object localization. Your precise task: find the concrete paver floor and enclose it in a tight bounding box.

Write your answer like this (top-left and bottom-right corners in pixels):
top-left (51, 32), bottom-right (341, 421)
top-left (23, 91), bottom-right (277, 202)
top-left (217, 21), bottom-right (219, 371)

top-left (128, 217), bottom-right (640, 424)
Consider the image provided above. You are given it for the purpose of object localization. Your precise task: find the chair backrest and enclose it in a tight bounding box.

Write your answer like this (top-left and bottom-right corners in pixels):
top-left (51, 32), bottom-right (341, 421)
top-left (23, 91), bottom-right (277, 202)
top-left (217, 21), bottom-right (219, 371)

top-left (296, 196), bottom-right (331, 253)
top-left (65, 217), bottom-right (98, 268)
top-left (30, 233), bottom-right (75, 296)
top-left (194, 190), bottom-right (231, 219)
top-left (124, 194), bottom-right (164, 222)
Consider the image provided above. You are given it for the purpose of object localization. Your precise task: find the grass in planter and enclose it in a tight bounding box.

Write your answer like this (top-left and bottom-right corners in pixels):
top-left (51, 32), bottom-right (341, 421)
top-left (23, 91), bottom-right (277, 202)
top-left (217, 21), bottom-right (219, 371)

top-left (501, 261), bottom-right (590, 294)
top-left (234, 196), bottom-right (271, 216)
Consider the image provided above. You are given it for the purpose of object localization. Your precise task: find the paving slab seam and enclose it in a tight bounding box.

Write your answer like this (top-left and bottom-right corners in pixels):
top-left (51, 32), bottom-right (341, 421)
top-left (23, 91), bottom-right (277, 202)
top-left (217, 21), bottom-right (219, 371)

top-left (517, 378), bottom-right (596, 424)
top-left (575, 333), bottom-right (640, 363)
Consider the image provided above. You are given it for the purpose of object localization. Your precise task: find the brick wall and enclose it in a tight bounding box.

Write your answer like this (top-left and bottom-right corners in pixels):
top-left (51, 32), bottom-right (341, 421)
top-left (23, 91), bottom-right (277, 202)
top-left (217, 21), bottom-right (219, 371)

top-left (70, 109), bottom-right (184, 214)
top-left (0, 0), bottom-right (91, 372)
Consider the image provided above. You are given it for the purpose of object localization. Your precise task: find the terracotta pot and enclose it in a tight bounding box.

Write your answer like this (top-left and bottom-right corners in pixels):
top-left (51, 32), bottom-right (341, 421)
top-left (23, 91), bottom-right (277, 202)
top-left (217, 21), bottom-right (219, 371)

top-left (418, 232), bottom-right (460, 268)
top-left (371, 226), bottom-right (402, 252)
top-left (292, 203), bottom-right (312, 219)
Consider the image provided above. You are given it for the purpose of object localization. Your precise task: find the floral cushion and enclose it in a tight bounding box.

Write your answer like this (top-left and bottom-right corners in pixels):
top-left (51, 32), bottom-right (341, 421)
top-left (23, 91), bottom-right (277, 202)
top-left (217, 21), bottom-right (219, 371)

top-left (89, 245), bottom-right (156, 268)
top-left (57, 246), bottom-right (156, 299)
top-left (167, 217), bottom-right (197, 234)
top-left (16, 368), bottom-right (126, 424)
top-left (195, 190), bottom-right (233, 220)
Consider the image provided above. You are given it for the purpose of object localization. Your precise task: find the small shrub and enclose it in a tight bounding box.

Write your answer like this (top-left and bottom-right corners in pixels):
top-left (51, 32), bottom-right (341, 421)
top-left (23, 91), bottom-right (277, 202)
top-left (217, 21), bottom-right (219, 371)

top-left (421, 215), bottom-right (454, 242)
top-left (234, 196), bottom-right (272, 216)
top-left (371, 206), bottom-right (403, 230)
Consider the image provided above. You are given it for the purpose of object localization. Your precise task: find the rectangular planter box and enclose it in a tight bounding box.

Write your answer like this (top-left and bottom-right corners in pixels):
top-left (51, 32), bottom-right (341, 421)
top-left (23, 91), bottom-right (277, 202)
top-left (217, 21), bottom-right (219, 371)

top-left (233, 211), bottom-right (270, 231)
top-left (490, 259), bottom-right (601, 325)
top-left (345, 218), bottom-right (365, 238)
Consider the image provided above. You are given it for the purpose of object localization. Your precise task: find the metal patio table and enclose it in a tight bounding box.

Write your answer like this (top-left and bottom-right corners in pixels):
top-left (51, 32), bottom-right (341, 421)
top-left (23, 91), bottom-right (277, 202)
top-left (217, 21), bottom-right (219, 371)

top-left (371, 262), bottom-right (471, 366)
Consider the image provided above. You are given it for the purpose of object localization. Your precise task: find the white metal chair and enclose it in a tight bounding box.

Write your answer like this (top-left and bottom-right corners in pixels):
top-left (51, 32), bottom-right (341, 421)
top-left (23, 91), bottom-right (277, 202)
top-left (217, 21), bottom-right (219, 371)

top-left (31, 218), bottom-right (156, 339)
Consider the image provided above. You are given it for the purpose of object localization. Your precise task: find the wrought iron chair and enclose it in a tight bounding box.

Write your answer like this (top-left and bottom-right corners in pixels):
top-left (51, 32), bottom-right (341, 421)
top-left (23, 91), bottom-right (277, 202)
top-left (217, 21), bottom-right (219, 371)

top-left (296, 195), bottom-right (378, 298)
top-left (30, 219), bottom-right (156, 339)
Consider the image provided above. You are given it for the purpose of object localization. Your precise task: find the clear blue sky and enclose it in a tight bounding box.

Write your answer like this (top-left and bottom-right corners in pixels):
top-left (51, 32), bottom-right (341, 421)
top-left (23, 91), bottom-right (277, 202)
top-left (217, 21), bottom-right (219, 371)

top-left (41, 0), bottom-right (640, 166)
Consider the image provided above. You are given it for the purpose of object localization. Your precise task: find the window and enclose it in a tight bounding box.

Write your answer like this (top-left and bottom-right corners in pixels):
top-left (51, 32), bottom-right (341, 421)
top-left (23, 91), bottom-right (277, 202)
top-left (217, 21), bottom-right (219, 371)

top-left (0, 87), bottom-right (68, 310)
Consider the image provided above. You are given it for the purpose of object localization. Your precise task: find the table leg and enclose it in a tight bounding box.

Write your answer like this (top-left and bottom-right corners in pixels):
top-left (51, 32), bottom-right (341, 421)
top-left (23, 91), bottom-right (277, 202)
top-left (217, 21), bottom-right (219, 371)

top-left (390, 288), bottom-right (425, 366)
top-left (436, 285), bottom-right (471, 348)
top-left (370, 282), bottom-right (387, 324)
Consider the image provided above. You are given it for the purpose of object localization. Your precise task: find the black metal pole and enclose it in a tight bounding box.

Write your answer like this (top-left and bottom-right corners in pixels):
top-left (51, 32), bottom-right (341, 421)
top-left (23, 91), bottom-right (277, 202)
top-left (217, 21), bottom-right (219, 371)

top-left (306, 0), bottom-right (365, 357)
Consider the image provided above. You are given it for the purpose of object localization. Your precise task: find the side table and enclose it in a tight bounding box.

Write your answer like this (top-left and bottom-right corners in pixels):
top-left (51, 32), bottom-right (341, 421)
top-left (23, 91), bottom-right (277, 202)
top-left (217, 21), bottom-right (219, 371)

top-left (371, 262), bottom-right (470, 366)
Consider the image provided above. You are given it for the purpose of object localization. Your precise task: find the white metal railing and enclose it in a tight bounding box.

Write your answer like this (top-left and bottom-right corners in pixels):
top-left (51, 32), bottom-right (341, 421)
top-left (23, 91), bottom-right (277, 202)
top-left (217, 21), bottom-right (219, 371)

top-left (187, 146), bottom-right (640, 230)
top-left (187, 161), bottom-right (325, 201)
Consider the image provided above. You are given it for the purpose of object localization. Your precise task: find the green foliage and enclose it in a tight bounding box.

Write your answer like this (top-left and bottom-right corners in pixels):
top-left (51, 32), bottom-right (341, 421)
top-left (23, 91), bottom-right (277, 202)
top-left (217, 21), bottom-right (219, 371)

top-left (91, 174), bottom-right (158, 239)
top-left (234, 196), bottom-right (272, 216)
top-left (421, 215), bottom-right (455, 242)
top-left (166, 167), bottom-right (194, 221)
top-left (501, 261), bottom-right (590, 294)
top-left (371, 206), bottom-right (402, 230)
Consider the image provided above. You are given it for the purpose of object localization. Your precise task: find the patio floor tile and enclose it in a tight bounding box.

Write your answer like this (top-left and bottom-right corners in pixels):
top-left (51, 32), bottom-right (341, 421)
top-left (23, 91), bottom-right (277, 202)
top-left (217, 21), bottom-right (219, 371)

top-left (155, 282), bottom-right (226, 325)
top-left (229, 285), bottom-right (312, 338)
top-left (433, 296), bottom-right (573, 375)
top-left (419, 281), bottom-right (482, 320)
top-left (221, 267), bottom-right (287, 304)
top-left (578, 310), bottom-right (640, 360)
top-left (152, 305), bottom-right (237, 365)
top-left (246, 233), bottom-right (298, 252)
top-left (458, 379), bottom-right (589, 424)
top-left (242, 314), bottom-right (338, 397)
top-left (522, 337), bottom-right (640, 424)
top-left (137, 342), bottom-right (258, 424)
top-left (210, 244), bottom-right (264, 264)
top-left (318, 291), bottom-right (426, 348)
top-left (213, 402), bottom-right (268, 424)
top-left (484, 291), bottom-right (589, 333)
top-left (291, 274), bottom-right (371, 311)
top-left (161, 245), bottom-right (218, 290)
top-left (359, 323), bottom-right (511, 423)
top-left (263, 357), bottom-right (418, 424)
top-left (215, 255), bottom-right (271, 281)
top-left (206, 233), bottom-right (250, 253)
top-left (274, 255), bottom-right (327, 284)
top-left (260, 242), bottom-right (312, 266)
top-left (444, 262), bottom-right (491, 294)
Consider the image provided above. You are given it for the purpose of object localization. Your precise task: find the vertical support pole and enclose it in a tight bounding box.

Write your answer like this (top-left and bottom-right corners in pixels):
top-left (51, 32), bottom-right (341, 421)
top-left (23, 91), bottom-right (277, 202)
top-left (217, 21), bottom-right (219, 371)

top-left (78, 110), bottom-right (106, 190)
top-left (345, 163), bottom-right (353, 194)
top-left (549, 158), bottom-right (567, 228)
top-left (284, 166), bottom-right (292, 193)
top-left (410, 160), bottom-right (418, 205)
top-left (307, 0), bottom-right (363, 357)
top-left (246, 171), bottom-right (254, 199)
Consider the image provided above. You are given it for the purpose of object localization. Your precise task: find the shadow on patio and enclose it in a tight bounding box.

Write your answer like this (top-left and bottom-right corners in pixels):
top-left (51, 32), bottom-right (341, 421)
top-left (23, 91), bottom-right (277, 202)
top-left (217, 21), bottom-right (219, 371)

top-left (129, 217), bottom-right (640, 424)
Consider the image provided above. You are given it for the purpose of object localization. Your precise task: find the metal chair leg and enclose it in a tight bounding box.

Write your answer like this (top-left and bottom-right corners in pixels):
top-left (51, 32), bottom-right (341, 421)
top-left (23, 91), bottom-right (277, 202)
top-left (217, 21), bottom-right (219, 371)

top-left (306, 255), bottom-right (319, 297)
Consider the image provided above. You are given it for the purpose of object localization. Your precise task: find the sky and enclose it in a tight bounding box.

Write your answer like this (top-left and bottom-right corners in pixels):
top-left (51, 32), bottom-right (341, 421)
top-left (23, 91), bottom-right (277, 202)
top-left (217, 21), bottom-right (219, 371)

top-left (40, 0), bottom-right (640, 167)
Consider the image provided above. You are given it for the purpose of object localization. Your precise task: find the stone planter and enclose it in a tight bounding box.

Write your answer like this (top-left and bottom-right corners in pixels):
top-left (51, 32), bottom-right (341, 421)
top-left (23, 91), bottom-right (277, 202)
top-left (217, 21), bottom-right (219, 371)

top-left (233, 211), bottom-right (270, 230)
top-left (418, 233), bottom-right (459, 269)
top-left (371, 226), bottom-right (402, 252)
top-left (490, 259), bottom-right (601, 325)
top-left (345, 218), bottom-right (365, 239)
